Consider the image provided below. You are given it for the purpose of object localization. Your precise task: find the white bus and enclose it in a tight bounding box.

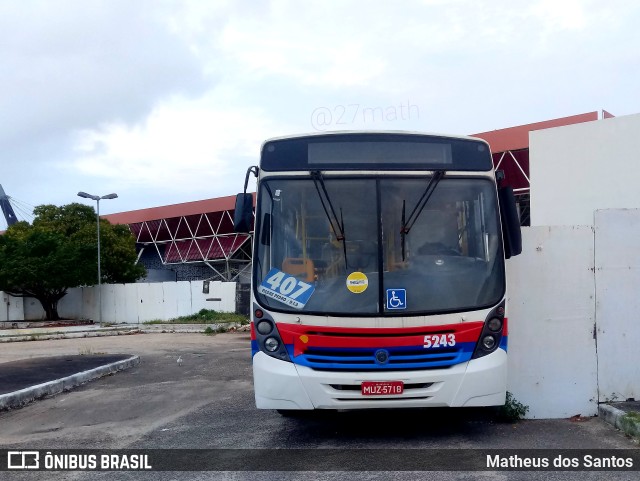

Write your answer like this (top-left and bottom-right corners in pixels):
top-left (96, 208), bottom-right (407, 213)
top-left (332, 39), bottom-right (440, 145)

top-left (234, 132), bottom-right (521, 414)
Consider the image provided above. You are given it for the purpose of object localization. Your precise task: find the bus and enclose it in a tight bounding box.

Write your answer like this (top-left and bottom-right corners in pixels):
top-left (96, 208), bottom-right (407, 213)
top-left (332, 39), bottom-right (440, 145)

top-left (234, 131), bottom-right (522, 413)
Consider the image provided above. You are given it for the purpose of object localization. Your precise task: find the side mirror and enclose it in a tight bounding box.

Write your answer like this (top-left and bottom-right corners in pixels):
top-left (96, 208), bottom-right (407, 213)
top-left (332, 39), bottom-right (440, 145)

top-left (234, 166), bottom-right (259, 233)
top-left (498, 186), bottom-right (522, 259)
top-left (233, 193), bottom-right (254, 233)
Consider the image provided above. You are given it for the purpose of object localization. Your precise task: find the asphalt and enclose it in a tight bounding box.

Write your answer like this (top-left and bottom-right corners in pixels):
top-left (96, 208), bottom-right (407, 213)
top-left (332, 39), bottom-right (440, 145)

top-left (0, 326), bottom-right (638, 442)
top-left (0, 354), bottom-right (134, 395)
top-left (0, 353), bottom-right (140, 410)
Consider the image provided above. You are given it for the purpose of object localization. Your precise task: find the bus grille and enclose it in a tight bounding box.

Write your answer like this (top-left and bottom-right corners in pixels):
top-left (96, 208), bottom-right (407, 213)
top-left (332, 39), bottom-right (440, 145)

top-left (293, 345), bottom-right (472, 371)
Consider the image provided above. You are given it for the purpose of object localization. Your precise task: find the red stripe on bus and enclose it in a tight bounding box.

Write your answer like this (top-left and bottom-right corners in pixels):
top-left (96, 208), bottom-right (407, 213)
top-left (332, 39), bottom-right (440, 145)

top-left (275, 322), bottom-right (484, 355)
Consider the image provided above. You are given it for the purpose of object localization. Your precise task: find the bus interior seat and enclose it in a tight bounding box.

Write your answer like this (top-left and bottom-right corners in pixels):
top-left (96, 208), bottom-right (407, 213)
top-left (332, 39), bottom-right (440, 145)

top-left (282, 258), bottom-right (315, 282)
top-left (415, 210), bottom-right (460, 256)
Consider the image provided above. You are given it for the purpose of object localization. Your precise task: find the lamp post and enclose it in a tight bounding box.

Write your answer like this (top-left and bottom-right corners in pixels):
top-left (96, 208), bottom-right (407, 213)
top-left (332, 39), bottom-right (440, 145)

top-left (77, 192), bottom-right (118, 324)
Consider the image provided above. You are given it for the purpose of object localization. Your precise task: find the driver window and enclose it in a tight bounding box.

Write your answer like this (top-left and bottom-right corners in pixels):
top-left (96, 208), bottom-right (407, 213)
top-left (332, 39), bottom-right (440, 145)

top-left (414, 207), bottom-right (461, 256)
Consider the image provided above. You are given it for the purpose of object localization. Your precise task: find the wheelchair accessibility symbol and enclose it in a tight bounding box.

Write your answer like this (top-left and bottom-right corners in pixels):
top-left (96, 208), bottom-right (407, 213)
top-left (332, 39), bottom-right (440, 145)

top-left (386, 289), bottom-right (406, 310)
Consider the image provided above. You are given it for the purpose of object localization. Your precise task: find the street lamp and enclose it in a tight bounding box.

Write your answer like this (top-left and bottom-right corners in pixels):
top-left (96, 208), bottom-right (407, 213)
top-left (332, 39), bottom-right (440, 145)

top-left (77, 191), bottom-right (118, 324)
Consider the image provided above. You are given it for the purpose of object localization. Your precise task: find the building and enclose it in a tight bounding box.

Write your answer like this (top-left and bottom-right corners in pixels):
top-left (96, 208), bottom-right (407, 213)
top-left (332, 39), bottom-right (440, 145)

top-left (104, 195), bottom-right (252, 283)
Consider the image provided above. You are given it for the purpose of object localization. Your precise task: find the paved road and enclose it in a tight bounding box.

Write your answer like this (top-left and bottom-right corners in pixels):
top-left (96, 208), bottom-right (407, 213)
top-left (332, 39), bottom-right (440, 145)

top-left (0, 354), bottom-right (134, 395)
top-left (0, 333), bottom-right (637, 481)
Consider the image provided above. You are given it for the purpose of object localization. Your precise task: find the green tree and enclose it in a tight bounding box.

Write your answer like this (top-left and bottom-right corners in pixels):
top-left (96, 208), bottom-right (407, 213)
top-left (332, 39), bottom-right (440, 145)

top-left (0, 203), bottom-right (145, 320)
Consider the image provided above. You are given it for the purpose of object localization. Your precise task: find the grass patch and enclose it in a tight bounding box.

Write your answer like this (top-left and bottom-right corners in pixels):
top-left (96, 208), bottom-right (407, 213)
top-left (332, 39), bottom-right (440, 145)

top-left (143, 319), bottom-right (164, 325)
top-left (624, 411), bottom-right (640, 422)
top-left (204, 325), bottom-right (229, 335)
top-left (620, 412), bottom-right (640, 439)
top-left (26, 332), bottom-right (49, 341)
top-left (143, 309), bottom-right (248, 325)
top-left (496, 391), bottom-right (529, 422)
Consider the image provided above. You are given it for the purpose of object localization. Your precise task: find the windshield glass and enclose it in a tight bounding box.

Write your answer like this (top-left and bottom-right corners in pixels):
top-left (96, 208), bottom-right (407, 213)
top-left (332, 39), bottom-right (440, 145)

top-left (254, 176), bottom-right (504, 316)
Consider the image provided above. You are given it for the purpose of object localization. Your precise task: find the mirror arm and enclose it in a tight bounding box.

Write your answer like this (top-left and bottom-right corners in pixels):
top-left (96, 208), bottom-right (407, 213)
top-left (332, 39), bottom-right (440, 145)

top-left (244, 166), bottom-right (259, 193)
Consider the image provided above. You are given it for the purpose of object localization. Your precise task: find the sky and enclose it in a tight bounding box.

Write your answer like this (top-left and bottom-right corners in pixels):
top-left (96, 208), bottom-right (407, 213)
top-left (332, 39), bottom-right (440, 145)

top-left (1, 0), bottom-right (639, 229)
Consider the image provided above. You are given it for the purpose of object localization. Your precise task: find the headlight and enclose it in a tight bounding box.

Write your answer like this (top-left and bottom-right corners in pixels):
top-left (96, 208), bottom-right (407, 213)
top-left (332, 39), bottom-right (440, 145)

top-left (482, 335), bottom-right (496, 350)
top-left (264, 337), bottom-right (280, 352)
top-left (250, 305), bottom-right (292, 362)
top-left (487, 317), bottom-right (502, 332)
top-left (256, 320), bottom-right (273, 335)
top-left (472, 303), bottom-right (505, 360)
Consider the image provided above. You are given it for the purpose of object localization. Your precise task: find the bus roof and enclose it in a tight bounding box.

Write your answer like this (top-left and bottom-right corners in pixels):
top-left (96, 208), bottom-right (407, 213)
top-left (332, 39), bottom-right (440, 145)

top-left (259, 132), bottom-right (494, 172)
top-left (262, 130), bottom-right (490, 149)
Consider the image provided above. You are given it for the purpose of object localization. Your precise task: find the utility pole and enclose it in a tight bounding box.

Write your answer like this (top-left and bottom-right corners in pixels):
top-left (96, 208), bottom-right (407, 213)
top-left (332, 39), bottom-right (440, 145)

top-left (77, 192), bottom-right (118, 324)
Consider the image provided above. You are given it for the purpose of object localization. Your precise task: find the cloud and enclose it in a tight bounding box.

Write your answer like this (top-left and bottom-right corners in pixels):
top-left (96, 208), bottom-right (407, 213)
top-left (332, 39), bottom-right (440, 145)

top-left (69, 91), bottom-right (279, 200)
top-left (0, 0), bottom-right (208, 150)
top-left (529, 0), bottom-right (589, 32)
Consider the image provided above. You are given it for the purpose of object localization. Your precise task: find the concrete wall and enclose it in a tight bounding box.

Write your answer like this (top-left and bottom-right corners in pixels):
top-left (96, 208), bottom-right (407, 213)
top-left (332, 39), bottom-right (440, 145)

top-left (505, 210), bottom-right (640, 417)
top-left (530, 113), bottom-right (640, 227)
top-left (23, 297), bottom-right (45, 320)
top-left (521, 111), bottom-right (640, 413)
top-left (506, 225), bottom-right (598, 418)
top-left (594, 209), bottom-right (640, 403)
top-left (0, 292), bottom-right (25, 322)
top-left (19, 281), bottom-right (237, 323)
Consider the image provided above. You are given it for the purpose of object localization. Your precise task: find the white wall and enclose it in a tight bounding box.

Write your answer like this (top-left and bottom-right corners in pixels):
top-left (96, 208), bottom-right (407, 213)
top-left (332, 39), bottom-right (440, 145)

top-left (594, 209), bottom-right (640, 402)
top-left (506, 211), bottom-right (640, 416)
top-left (191, 280), bottom-right (236, 313)
top-left (530, 113), bottom-right (640, 226)
top-left (22, 281), bottom-right (238, 324)
top-left (0, 292), bottom-right (24, 322)
top-left (58, 287), bottom-right (84, 320)
top-left (24, 297), bottom-right (46, 320)
top-left (135, 283), bottom-right (164, 322)
top-left (506, 225), bottom-right (598, 418)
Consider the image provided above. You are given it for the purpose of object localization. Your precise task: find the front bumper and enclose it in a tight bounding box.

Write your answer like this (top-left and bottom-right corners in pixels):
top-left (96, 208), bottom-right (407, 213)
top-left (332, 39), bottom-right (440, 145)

top-left (253, 349), bottom-right (507, 410)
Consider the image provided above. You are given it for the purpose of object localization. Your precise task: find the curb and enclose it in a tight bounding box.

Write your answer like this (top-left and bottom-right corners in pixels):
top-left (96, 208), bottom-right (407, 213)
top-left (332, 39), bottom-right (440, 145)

top-left (0, 324), bottom-right (249, 342)
top-left (0, 355), bottom-right (140, 410)
top-left (140, 323), bottom-right (247, 334)
top-left (0, 328), bottom-right (143, 343)
top-left (599, 404), bottom-right (640, 440)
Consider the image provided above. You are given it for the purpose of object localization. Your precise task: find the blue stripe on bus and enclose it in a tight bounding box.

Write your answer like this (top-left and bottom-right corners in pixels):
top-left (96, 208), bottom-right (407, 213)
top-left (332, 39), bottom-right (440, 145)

top-left (253, 337), bottom-right (509, 365)
top-left (287, 342), bottom-right (476, 370)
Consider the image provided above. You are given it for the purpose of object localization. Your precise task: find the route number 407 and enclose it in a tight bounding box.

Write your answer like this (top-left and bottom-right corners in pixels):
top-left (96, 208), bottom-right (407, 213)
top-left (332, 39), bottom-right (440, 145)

top-left (265, 270), bottom-right (312, 299)
top-left (423, 334), bottom-right (456, 349)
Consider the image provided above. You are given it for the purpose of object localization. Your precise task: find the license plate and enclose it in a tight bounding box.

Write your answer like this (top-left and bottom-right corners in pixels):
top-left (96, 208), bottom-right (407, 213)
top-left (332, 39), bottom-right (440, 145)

top-left (361, 381), bottom-right (404, 396)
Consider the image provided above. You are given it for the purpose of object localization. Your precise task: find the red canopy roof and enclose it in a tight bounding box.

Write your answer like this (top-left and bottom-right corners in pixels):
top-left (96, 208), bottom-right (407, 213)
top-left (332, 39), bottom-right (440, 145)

top-left (104, 194), bottom-right (240, 225)
top-left (471, 112), bottom-right (598, 153)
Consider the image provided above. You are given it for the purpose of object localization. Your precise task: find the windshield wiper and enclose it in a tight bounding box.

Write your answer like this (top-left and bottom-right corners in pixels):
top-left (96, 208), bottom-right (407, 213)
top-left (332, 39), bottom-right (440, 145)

top-left (400, 170), bottom-right (446, 260)
top-left (311, 171), bottom-right (348, 269)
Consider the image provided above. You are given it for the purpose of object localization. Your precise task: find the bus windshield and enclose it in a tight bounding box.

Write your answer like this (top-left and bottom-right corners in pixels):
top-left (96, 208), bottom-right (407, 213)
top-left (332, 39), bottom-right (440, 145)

top-left (254, 176), bottom-right (505, 316)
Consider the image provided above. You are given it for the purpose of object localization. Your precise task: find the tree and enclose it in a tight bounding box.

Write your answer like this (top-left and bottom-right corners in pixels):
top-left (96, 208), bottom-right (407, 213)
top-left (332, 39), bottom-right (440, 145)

top-left (0, 203), bottom-right (145, 320)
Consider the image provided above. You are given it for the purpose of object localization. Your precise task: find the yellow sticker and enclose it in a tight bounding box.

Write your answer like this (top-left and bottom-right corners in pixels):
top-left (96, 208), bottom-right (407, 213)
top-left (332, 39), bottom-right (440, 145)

top-left (346, 271), bottom-right (368, 294)
top-left (299, 335), bottom-right (309, 344)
